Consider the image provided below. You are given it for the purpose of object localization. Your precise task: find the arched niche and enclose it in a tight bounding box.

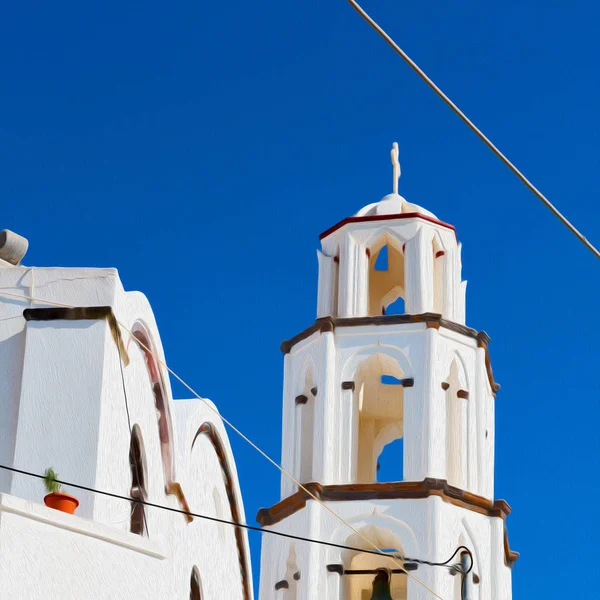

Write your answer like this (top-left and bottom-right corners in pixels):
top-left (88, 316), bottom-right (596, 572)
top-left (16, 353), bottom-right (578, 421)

top-left (443, 356), bottom-right (469, 489)
top-left (432, 232), bottom-right (446, 314)
top-left (283, 545), bottom-right (299, 599)
top-left (295, 360), bottom-right (316, 484)
top-left (457, 521), bottom-right (480, 600)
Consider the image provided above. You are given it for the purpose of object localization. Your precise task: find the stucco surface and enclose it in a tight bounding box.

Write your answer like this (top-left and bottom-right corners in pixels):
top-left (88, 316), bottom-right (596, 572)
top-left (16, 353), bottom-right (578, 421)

top-left (0, 265), bottom-right (253, 599)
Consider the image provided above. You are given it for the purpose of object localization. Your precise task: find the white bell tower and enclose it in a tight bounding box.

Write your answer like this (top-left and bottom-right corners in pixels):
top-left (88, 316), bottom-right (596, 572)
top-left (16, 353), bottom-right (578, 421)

top-left (258, 145), bottom-right (516, 600)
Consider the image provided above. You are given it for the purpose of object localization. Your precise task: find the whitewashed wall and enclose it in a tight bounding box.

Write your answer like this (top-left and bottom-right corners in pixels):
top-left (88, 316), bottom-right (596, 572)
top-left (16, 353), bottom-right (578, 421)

top-left (0, 265), bottom-right (253, 599)
top-left (259, 496), bottom-right (512, 600)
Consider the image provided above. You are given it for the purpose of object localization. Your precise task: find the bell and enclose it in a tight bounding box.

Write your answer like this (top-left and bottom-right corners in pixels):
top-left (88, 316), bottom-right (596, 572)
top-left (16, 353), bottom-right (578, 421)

top-left (369, 569), bottom-right (394, 600)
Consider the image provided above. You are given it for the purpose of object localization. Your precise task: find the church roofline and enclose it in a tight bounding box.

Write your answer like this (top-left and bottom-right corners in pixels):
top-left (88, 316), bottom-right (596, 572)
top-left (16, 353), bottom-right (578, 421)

top-left (256, 478), bottom-right (519, 567)
top-left (319, 212), bottom-right (458, 241)
top-left (280, 313), bottom-right (500, 394)
top-left (192, 422), bottom-right (253, 600)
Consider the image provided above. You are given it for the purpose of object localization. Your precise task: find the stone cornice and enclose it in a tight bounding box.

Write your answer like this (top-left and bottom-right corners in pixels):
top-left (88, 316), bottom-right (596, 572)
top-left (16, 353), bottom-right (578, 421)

top-left (280, 313), bottom-right (500, 394)
top-left (256, 478), bottom-right (518, 567)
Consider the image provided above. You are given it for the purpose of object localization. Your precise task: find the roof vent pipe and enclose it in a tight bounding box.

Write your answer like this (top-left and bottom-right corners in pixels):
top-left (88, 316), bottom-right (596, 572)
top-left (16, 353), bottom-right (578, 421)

top-left (0, 230), bottom-right (29, 265)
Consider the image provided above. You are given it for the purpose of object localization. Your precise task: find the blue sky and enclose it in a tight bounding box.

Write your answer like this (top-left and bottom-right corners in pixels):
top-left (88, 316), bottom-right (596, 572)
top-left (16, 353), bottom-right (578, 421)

top-left (2, 0), bottom-right (599, 597)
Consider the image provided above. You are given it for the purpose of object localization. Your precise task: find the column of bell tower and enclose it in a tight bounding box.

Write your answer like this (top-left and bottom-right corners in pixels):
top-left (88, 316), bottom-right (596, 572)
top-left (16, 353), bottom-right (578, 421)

top-left (258, 145), bottom-right (515, 600)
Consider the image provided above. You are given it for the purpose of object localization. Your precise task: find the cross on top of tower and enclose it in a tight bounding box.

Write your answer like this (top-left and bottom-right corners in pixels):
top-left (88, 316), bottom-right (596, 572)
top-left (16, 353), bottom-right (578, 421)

top-left (390, 142), bottom-right (401, 195)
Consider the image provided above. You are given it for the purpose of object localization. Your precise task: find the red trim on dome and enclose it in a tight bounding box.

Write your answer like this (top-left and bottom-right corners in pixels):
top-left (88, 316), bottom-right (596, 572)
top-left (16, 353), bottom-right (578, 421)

top-left (319, 212), bottom-right (457, 240)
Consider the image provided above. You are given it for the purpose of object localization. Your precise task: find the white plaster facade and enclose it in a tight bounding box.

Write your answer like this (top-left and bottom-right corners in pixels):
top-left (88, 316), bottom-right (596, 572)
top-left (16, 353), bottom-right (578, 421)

top-left (258, 177), bottom-right (515, 599)
top-left (0, 255), bottom-right (253, 598)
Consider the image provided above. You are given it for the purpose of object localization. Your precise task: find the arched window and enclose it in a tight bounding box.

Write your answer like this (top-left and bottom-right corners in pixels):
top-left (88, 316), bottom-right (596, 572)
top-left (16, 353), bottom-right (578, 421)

top-left (344, 527), bottom-right (407, 600)
top-left (129, 425), bottom-right (147, 536)
top-left (190, 567), bottom-right (202, 600)
top-left (367, 234), bottom-right (406, 316)
top-left (355, 354), bottom-right (405, 483)
top-left (295, 367), bottom-right (316, 484)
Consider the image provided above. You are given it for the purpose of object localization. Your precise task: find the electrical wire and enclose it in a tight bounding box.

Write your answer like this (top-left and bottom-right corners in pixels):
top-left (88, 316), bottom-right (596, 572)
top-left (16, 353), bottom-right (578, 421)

top-left (0, 288), bottom-right (447, 599)
top-left (346, 0), bottom-right (600, 260)
top-left (0, 462), bottom-right (471, 575)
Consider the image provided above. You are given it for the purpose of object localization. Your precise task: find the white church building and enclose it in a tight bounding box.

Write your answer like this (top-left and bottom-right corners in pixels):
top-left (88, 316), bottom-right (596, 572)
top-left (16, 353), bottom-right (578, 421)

top-left (0, 143), bottom-right (517, 600)
top-left (0, 231), bottom-right (253, 599)
top-left (257, 145), bottom-right (517, 599)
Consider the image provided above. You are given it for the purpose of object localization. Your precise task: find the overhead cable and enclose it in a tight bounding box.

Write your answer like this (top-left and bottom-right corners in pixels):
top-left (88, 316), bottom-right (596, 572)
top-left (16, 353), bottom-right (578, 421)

top-left (346, 0), bottom-right (600, 260)
top-left (0, 462), bottom-right (472, 575)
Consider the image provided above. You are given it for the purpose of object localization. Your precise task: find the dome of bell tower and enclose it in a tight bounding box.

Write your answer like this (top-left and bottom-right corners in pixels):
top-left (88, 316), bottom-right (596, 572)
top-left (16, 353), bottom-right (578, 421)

top-left (355, 192), bottom-right (438, 220)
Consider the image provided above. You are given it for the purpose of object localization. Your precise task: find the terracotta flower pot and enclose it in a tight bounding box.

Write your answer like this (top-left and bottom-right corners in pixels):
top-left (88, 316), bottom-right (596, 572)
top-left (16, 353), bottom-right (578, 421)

top-left (44, 493), bottom-right (79, 515)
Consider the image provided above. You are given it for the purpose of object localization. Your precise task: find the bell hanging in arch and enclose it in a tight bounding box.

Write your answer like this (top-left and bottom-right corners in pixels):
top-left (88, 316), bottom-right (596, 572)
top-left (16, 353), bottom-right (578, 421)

top-left (370, 569), bottom-right (393, 600)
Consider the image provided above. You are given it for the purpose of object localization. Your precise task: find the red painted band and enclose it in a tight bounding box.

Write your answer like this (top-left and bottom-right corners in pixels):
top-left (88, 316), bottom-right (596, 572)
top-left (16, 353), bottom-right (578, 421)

top-left (319, 212), bottom-right (457, 240)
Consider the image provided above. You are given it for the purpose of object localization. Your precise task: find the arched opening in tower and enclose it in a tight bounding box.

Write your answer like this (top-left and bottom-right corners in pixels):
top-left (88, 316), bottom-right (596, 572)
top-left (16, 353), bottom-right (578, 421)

top-left (343, 526), bottom-right (408, 600)
top-left (354, 354), bottom-right (405, 483)
top-left (367, 234), bottom-right (406, 316)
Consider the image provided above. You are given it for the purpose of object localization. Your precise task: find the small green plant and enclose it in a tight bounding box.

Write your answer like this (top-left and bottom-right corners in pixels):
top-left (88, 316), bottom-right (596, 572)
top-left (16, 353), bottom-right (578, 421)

top-left (43, 467), bottom-right (62, 495)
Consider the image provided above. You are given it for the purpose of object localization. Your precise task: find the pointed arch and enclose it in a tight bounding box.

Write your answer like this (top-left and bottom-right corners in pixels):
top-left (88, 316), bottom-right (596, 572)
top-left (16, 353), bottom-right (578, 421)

top-left (342, 345), bottom-right (412, 383)
top-left (295, 360), bottom-right (316, 484)
top-left (282, 545), bottom-right (299, 599)
top-left (295, 354), bottom-right (317, 395)
top-left (443, 355), bottom-right (470, 488)
top-left (450, 352), bottom-right (469, 392)
top-left (129, 320), bottom-right (193, 522)
top-left (190, 566), bottom-right (203, 600)
top-left (192, 422), bottom-right (252, 600)
top-left (459, 519), bottom-right (481, 600)
top-left (364, 228), bottom-right (407, 256)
